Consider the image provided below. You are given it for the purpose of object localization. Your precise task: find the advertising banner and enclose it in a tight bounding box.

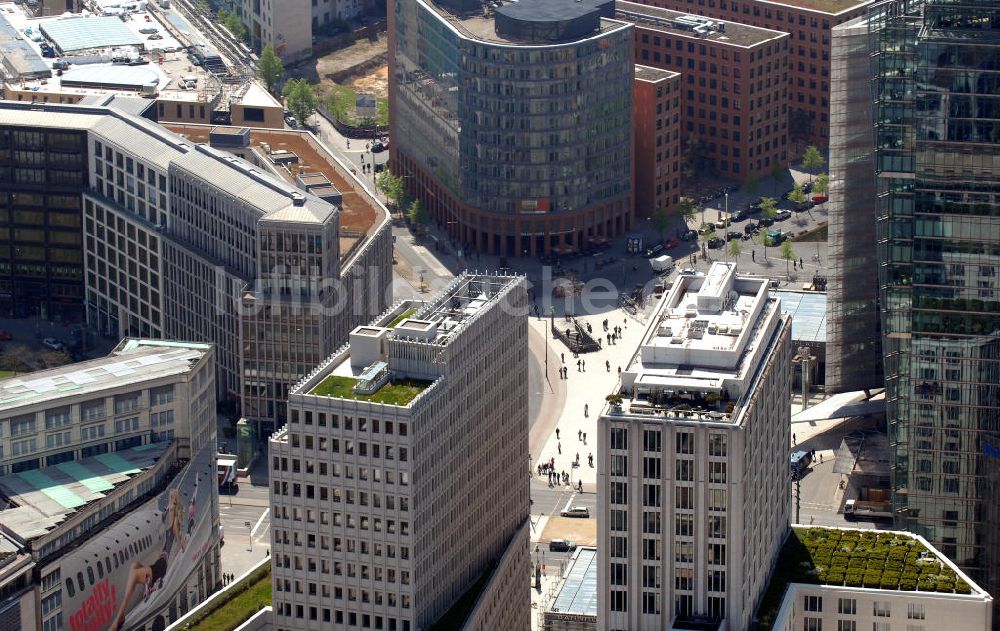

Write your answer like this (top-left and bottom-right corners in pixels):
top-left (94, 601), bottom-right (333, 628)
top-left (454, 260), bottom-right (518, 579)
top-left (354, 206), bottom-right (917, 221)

top-left (61, 442), bottom-right (218, 631)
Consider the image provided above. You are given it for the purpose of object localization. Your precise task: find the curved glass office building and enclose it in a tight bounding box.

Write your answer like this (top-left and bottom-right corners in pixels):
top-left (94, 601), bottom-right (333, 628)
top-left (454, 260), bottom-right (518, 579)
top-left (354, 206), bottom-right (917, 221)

top-left (389, 0), bottom-right (634, 256)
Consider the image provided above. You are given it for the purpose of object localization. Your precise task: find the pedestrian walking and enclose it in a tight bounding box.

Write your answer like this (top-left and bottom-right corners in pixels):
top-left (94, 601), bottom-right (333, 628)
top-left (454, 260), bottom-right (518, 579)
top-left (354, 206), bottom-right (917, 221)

top-left (578, 429), bottom-right (582, 440)
top-left (800, 257), bottom-right (804, 267)
top-left (556, 428), bottom-right (560, 439)
top-left (582, 360), bottom-right (586, 371)
top-left (584, 404), bottom-right (589, 417)
top-left (606, 360), bottom-right (611, 372)
top-left (558, 441), bottom-right (562, 454)
top-left (752, 250), bottom-right (756, 262)
top-left (561, 352), bottom-right (565, 364)
top-left (617, 366), bottom-right (621, 375)
top-left (583, 432), bottom-right (587, 444)
top-left (792, 433), bottom-right (797, 445)
top-left (607, 333), bottom-right (611, 345)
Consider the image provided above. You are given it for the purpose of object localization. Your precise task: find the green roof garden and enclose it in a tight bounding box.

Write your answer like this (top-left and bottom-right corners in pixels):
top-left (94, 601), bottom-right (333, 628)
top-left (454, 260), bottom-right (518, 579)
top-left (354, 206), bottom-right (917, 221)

top-left (388, 307), bottom-right (418, 328)
top-left (756, 527), bottom-right (973, 630)
top-left (184, 563), bottom-right (271, 631)
top-left (308, 375), bottom-right (432, 406)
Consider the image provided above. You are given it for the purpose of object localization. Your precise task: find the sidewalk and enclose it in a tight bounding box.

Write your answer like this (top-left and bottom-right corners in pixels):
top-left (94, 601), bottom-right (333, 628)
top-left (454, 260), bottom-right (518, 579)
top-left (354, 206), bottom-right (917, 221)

top-left (528, 300), bottom-right (655, 492)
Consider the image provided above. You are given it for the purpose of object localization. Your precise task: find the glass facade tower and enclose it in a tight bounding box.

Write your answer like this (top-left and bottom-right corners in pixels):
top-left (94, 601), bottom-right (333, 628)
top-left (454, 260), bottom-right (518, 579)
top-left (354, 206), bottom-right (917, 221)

top-left (389, 0), bottom-right (634, 256)
top-left (872, 0), bottom-right (1000, 601)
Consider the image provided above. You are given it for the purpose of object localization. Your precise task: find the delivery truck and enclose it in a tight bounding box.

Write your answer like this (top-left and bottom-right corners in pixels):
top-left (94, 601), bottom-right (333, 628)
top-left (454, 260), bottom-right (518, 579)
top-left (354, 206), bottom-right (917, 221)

top-left (650, 255), bottom-right (674, 274)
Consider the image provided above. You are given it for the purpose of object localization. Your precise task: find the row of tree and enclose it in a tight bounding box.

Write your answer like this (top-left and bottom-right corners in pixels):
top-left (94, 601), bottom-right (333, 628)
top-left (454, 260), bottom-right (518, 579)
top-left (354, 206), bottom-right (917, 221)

top-left (256, 46), bottom-right (320, 127)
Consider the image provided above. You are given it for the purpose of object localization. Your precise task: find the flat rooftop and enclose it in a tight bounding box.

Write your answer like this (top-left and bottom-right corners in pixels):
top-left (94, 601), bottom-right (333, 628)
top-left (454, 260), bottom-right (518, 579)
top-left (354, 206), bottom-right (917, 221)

top-left (167, 125), bottom-right (381, 235)
top-left (40, 16), bottom-right (143, 55)
top-left (617, 1), bottom-right (789, 48)
top-left (0, 102), bottom-right (336, 225)
top-left (0, 339), bottom-right (209, 413)
top-left (755, 0), bottom-right (874, 17)
top-left (399, 274), bottom-right (517, 347)
top-left (549, 547), bottom-right (598, 618)
top-left (634, 64), bottom-right (679, 82)
top-left (0, 442), bottom-right (169, 541)
top-left (615, 263), bottom-right (784, 423)
top-left (756, 527), bottom-right (986, 629)
top-left (772, 290), bottom-right (826, 343)
top-left (424, 0), bottom-right (629, 45)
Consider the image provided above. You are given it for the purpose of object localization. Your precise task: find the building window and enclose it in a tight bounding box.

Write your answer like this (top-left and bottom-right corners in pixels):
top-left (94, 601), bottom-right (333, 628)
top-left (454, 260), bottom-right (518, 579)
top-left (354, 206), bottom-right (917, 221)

top-left (907, 604), bottom-right (925, 620)
top-left (804, 595), bottom-right (822, 612)
top-left (837, 622), bottom-right (856, 631)
top-left (873, 602), bottom-right (890, 617)
top-left (803, 619), bottom-right (822, 631)
top-left (838, 598), bottom-right (856, 615)
top-left (708, 433), bottom-right (727, 456)
top-left (610, 427), bottom-right (628, 450)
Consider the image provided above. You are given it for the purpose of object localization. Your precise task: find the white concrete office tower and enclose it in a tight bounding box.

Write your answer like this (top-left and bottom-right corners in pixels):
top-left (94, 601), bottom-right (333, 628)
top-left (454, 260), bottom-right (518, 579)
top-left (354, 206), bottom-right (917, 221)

top-left (269, 273), bottom-right (530, 631)
top-left (597, 262), bottom-right (792, 631)
top-left (0, 339), bottom-right (221, 631)
top-left (0, 101), bottom-right (392, 429)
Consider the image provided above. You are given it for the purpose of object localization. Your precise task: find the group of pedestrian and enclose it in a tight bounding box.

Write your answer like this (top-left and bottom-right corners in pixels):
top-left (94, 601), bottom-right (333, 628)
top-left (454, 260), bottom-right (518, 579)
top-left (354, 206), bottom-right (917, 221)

top-left (222, 573), bottom-right (236, 585)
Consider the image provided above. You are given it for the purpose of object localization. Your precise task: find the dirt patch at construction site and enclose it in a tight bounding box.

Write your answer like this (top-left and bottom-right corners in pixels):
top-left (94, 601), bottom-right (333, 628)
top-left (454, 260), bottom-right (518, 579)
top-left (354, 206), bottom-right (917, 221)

top-left (346, 65), bottom-right (388, 100)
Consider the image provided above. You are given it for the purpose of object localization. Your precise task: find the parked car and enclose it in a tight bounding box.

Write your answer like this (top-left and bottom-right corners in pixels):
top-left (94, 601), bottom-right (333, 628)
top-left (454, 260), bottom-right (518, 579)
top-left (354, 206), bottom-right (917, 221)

top-left (560, 506), bottom-right (590, 518)
top-left (698, 223), bottom-right (716, 235)
top-left (679, 267), bottom-right (699, 276)
top-left (707, 237), bottom-right (725, 249)
top-left (759, 216), bottom-right (775, 227)
top-left (148, 33), bottom-right (164, 40)
top-left (139, 26), bottom-right (159, 34)
top-left (731, 208), bottom-right (748, 222)
top-left (643, 244), bottom-right (664, 259)
top-left (775, 209), bottom-right (792, 221)
top-left (726, 231), bottom-right (742, 242)
top-left (812, 194), bottom-right (828, 204)
top-left (663, 237), bottom-right (679, 249)
top-left (549, 539), bottom-right (577, 552)
top-left (744, 222), bottom-right (760, 235)
top-left (0, 330), bottom-right (11, 341)
top-left (767, 230), bottom-right (784, 245)
top-left (680, 229), bottom-right (698, 242)
top-left (284, 115), bottom-right (298, 128)
top-left (42, 337), bottom-right (64, 351)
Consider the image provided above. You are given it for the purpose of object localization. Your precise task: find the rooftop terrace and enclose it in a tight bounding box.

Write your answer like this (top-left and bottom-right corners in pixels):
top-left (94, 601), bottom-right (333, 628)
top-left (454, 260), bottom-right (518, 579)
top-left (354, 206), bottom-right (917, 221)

top-left (756, 527), bottom-right (980, 629)
top-left (308, 375), bottom-right (432, 406)
top-left (612, 263), bottom-right (783, 423)
top-left (634, 64), bottom-right (680, 82)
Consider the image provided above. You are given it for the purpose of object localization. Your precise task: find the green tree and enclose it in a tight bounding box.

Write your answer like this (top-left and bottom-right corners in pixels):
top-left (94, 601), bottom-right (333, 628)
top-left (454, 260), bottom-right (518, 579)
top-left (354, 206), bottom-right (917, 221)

top-left (759, 196), bottom-right (778, 221)
top-left (802, 145), bottom-right (824, 181)
top-left (813, 173), bottom-right (830, 196)
top-left (780, 239), bottom-right (797, 277)
top-left (258, 45), bottom-right (284, 95)
top-left (727, 237), bottom-right (742, 262)
top-left (755, 230), bottom-right (774, 261)
top-left (651, 206), bottom-right (671, 241)
top-left (283, 79), bottom-right (318, 127)
top-left (217, 8), bottom-right (247, 42)
top-left (787, 182), bottom-right (808, 208)
top-left (377, 170), bottom-right (405, 210)
top-left (407, 199), bottom-right (429, 227)
top-left (678, 197), bottom-right (697, 228)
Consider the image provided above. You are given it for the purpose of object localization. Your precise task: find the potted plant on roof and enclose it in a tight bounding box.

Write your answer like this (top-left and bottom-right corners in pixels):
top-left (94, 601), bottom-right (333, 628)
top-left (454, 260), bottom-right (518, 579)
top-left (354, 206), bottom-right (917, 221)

top-left (606, 393), bottom-right (624, 413)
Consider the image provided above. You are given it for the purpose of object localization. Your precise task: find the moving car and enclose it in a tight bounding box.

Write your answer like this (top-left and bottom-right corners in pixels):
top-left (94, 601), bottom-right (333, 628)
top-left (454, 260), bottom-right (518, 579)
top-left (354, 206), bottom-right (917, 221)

top-left (707, 237), bottom-right (725, 249)
top-left (726, 231), bottom-right (742, 242)
top-left (698, 223), bottom-right (716, 235)
top-left (744, 222), bottom-right (759, 234)
top-left (679, 267), bottom-right (699, 276)
top-left (731, 209), bottom-right (748, 222)
top-left (759, 216), bottom-right (775, 227)
top-left (371, 141), bottom-right (385, 153)
top-left (680, 229), bottom-right (698, 242)
top-left (767, 230), bottom-right (784, 245)
top-left (560, 505), bottom-right (590, 518)
top-left (775, 209), bottom-right (792, 221)
top-left (549, 539), bottom-right (577, 552)
top-left (643, 244), bottom-right (664, 259)
top-left (663, 237), bottom-right (679, 249)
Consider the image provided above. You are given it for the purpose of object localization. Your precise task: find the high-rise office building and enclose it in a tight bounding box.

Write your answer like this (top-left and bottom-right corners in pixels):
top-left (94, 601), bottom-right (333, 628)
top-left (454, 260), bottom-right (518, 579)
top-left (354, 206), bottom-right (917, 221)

top-left (0, 101), bottom-right (392, 431)
top-left (871, 0), bottom-right (1000, 612)
top-left (824, 14), bottom-right (883, 394)
top-left (0, 338), bottom-right (220, 631)
top-left (269, 273), bottom-right (529, 630)
top-left (598, 262), bottom-right (791, 630)
top-left (388, 0), bottom-right (634, 256)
